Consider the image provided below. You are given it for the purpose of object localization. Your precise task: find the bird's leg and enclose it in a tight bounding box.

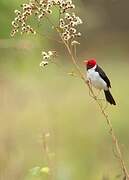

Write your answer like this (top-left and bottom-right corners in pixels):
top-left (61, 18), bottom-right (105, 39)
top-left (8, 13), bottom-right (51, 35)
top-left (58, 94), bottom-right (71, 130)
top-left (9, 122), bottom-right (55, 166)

top-left (87, 80), bottom-right (103, 100)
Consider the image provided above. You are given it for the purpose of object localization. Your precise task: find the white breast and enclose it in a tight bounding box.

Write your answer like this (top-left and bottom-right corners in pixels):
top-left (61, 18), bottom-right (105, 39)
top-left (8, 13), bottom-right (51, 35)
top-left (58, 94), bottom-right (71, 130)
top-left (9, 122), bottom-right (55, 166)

top-left (87, 67), bottom-right (108, 90)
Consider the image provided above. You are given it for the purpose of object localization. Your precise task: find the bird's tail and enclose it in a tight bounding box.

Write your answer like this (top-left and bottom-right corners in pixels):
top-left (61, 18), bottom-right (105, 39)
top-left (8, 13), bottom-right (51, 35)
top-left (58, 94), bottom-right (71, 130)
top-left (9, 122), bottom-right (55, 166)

top-left (104, 90), bottom-right (116, 105)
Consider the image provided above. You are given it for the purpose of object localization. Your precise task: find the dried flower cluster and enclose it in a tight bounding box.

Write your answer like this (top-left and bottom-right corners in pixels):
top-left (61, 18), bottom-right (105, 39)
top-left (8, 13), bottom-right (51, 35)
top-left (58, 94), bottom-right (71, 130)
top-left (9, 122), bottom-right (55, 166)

top-left (11, 3), bottom-right (37, 36)
top-left (11, 0), bottom-right (83, 70)
top-left (59, 12), bottom-right (82, 41)
top-left (11, 0), bottom-right (53, 37)
top-left (57, 0), bottom-right (75, 13)
top-left (40, 50), bottom-right (57, 67)
top-left (11, 0), bottom-right (82, 40)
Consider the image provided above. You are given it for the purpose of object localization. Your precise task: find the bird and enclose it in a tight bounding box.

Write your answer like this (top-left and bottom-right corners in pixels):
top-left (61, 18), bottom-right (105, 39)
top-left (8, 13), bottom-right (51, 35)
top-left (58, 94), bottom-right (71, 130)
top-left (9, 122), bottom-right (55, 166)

top-left (84, 58), bottom-right (116, 105)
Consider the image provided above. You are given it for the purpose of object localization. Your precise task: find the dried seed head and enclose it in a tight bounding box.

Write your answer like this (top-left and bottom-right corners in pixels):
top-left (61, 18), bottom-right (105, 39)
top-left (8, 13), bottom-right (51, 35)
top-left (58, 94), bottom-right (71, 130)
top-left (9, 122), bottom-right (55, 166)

top-left (11, 0), bottom-right (82, 43)
top-left (40, 61), bottom-right (48, 67)
top-left (48, 51), bottom-right (53, 56)
top-left (65, 13), bottom-right (70, 19)
top-left (38, 14), bottom-right (43, 19)
top-left (47, 9), bottom-right (52, 14)
top-left (70, 28), bottom-right (76, 33)
top-left (40, 50), bottom-right (57, 67)
top-left (42, 51), bottom-right (47, 56)
top-left (77, 32), bottom-right (81, 37)
top-left (22, 22), bottom-right (26, 27)
top-left (14, 10), bottom-right (21, 15)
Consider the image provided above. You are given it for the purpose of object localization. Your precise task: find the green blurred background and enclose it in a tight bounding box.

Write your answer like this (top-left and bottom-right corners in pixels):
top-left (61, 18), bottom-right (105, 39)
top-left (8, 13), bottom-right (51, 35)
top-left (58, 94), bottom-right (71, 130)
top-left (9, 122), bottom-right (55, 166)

top-left (0, 0), bottom-right (129, 179)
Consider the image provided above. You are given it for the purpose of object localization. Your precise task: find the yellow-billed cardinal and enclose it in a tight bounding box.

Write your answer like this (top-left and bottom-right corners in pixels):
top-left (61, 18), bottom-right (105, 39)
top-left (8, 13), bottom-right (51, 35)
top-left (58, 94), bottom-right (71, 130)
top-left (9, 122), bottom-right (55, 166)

top-left (84, 58), bottom-right (116, 105)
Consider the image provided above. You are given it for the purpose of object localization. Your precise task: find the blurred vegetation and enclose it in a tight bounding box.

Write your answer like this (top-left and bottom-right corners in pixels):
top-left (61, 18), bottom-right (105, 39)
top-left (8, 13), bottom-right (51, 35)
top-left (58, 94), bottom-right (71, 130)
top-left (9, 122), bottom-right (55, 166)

top-left (0, 0), bottom-right (129, 180)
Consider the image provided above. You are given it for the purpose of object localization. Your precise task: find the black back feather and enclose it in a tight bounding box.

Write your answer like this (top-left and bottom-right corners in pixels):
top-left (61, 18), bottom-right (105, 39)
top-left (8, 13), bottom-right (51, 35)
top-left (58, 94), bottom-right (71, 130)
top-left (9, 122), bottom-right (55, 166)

top-left (95, 65), bottom-right (111, 88)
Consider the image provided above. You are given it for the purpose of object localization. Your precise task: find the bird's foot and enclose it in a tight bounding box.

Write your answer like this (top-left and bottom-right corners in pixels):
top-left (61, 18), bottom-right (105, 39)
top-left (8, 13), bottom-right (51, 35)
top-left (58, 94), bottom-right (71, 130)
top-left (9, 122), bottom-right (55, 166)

top-left (86, 79), bottom-right (90, 84)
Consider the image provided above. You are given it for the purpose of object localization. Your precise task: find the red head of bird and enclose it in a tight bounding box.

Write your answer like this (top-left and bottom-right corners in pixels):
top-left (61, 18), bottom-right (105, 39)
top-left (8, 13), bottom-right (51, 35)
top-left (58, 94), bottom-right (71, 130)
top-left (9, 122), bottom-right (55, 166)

top-left (84, 58), bottom-right (97, 69)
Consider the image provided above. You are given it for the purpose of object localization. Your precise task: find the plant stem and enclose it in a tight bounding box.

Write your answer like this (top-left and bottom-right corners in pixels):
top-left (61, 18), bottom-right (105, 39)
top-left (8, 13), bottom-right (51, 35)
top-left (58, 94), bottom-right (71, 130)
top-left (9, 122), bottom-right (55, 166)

top-left (60, 35), bottom-right (129, 179)
top-left (43, 10), bottom-right (129, 180)
top-left (42, 133), bottom-right (54, 180)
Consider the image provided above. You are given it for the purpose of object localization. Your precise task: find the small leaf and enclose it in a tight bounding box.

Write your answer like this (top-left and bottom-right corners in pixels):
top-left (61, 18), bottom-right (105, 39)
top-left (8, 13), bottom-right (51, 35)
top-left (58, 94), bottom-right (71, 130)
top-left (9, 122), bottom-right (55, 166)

top-left (40, 166), bottom-right (50, 174)
top-left (45, 132), bottom-right (50, 137)
top-left (29, 166), bottom-right (41, 176)
top-left (68, 72), bottom-right (77, 77)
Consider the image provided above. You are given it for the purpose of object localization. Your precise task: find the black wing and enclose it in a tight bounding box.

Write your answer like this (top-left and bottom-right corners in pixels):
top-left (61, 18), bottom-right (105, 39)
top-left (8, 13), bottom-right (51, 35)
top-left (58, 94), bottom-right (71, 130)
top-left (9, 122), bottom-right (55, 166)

top-left (95, 65), bottom-right (111, 88)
